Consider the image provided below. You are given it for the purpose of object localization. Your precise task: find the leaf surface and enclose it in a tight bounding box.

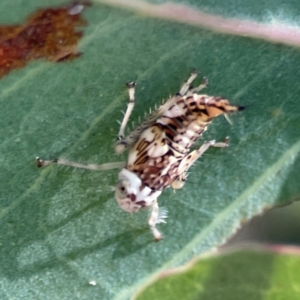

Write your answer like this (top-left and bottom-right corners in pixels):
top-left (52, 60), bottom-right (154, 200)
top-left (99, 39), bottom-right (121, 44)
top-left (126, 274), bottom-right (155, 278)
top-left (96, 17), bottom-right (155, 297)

top-left (0, 1), bottom-right (300, 299)
top-left (135, 246), bottom-right (300, 300)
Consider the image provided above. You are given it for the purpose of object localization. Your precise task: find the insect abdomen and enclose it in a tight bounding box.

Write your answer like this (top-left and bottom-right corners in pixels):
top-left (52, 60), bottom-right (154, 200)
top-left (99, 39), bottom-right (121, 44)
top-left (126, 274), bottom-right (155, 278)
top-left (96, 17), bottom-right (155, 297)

top-left (158, 94), bottom-right (243, 153)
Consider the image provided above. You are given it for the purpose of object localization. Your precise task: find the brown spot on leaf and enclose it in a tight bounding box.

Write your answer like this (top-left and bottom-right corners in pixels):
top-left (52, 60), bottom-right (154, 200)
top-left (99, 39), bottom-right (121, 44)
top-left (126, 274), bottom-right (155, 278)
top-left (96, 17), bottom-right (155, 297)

top-left (0, 1), bottom-right (91, 78)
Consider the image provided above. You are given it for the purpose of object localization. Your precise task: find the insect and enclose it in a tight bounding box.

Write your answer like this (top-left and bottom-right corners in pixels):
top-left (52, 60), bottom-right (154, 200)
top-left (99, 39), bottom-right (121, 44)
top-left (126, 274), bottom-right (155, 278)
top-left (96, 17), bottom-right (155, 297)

top-left (37, 70), bottom-right (244, 241)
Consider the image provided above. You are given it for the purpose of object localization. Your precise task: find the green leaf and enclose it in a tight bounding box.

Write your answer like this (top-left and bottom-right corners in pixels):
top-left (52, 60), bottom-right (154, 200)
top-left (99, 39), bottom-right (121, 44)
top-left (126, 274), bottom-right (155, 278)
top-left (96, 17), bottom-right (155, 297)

top-left (135, 245), bottom-right (300, 300)
top-left (1, 1), bottom-right (300, 299)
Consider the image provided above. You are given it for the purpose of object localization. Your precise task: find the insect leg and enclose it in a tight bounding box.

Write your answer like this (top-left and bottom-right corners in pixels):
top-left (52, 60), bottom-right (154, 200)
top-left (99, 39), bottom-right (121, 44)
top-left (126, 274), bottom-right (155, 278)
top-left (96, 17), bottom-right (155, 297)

top-left (115, 82), bottom-right (136, 154)
top-left (179, 69), bottom-right (198, 96)
top-left (187, 138), bottom-right (229, 170)
top-left (171, 138), bottom-right (229, 189)
top-left (148, 200), bottom-right (168, 241)
top-left (188, 76), bottom-right (208, 94)
top-left (36, 157), bottom-right (125, 170)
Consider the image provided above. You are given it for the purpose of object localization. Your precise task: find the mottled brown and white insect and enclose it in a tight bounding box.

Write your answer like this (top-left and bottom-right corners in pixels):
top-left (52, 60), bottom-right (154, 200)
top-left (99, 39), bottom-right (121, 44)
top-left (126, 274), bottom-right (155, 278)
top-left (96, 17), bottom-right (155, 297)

top-left (37, 70), bottom-right (243, 241)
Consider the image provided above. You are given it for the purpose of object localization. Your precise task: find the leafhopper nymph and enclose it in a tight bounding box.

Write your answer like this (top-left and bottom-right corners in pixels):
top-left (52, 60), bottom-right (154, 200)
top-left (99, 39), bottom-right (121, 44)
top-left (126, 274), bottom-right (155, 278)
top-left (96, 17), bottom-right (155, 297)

top-left (37, 70), bottom-right (244, 241)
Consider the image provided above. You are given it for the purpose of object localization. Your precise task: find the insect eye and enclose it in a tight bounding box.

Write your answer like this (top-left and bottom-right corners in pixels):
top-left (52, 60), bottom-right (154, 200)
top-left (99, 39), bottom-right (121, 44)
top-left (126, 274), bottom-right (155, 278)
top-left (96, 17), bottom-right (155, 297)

top-left (115, 180), bottom-right (128, 199)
